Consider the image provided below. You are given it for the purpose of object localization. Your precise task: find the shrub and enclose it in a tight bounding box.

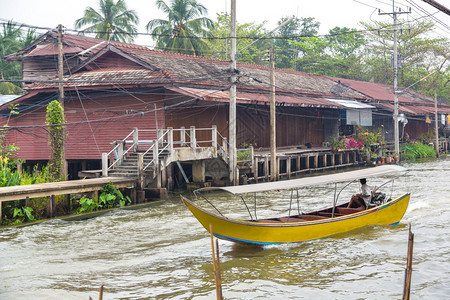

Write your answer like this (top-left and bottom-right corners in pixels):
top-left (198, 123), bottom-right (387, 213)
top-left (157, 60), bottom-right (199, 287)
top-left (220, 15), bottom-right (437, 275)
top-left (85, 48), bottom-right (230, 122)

top-left (400, 142), bottom-right (436, 160)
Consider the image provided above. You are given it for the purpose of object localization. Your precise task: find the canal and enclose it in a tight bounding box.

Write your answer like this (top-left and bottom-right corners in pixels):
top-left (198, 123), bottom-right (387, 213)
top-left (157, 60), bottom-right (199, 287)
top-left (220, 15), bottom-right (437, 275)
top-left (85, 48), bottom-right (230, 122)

top-left (0, 159), bottom-right (449, 299)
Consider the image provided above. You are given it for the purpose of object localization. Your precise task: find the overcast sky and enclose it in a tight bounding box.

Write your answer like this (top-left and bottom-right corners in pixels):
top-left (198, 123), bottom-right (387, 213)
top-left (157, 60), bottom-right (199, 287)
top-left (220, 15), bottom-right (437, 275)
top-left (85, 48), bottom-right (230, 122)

top-left (0, 0), bottom-right (449, 46)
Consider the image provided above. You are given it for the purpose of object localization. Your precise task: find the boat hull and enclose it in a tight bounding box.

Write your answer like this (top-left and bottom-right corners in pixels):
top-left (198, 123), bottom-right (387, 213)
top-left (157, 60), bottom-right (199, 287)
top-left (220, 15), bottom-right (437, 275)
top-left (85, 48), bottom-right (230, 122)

top-left (182, 193), bottom-right (410, 245)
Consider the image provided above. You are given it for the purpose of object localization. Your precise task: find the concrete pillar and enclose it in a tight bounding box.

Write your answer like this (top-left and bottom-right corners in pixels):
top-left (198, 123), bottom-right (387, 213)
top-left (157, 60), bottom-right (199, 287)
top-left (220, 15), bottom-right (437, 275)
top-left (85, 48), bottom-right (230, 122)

top-left (314, 154), bottom-right (318, 169)
top-left (192, 160), bottom-right (205, 184)
top-left (296, 155), bottom-right (301, 172)
top-left (331, 153), bottom-right (335, 166)
top-left (305, 154), bottom-right (310, 170)
top-left (324, 154), bottom-right (327, 168)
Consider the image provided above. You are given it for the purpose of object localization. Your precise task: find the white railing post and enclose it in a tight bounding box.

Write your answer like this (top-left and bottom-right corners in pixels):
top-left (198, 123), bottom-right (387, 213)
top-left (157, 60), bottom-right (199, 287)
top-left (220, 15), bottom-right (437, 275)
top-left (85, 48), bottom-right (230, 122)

top-left (137, 153), bottom-right (144, 190)
top-left (133, 127), bottom-right (139, 151)
top-left (190, 126), bottom-right (196, 149)
top-left (212, 125), bottom-right (217, 149)
top-left (153, 139), bottom-right (159, 172)
top-left (222, 137), bottom-right (228, 157)
top-left (180, 126), bottom-right (186, 146)
top-left (157, 128), bottom-right (163, 147)
top-left (102, 153), bottom-right (108, 177)
top-left (168, 127), bottom-right (173, 153)
top-left (118, 141), bottom-right (124, 164)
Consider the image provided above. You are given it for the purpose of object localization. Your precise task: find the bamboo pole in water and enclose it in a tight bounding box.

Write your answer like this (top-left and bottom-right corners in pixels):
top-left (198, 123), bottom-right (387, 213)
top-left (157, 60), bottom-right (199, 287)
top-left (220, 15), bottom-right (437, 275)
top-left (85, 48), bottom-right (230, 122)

top-left (99, 285), bottom-right (104, 300)
top-left (209, 224), bottom-right (223, 300)
top-left (403, 225), bottom-right (414, 300)
top-left (215, 239), bottom-right (223, 297)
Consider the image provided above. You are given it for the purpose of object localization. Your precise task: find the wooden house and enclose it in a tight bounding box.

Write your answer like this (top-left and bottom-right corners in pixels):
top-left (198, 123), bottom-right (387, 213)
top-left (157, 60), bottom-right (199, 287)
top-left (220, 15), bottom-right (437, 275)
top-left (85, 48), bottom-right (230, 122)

top-left (2, 31), bottom-right (449, 185)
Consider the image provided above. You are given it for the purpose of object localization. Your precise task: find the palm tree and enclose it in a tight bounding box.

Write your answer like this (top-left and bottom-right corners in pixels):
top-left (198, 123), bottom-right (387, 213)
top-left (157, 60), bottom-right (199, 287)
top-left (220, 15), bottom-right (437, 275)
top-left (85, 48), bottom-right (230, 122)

top-left (0, 21), bottom-right (24, 94)
top-left (75, 0), bottom-right (139, 43)
top-left (146, 0), bottom-right (214, 56)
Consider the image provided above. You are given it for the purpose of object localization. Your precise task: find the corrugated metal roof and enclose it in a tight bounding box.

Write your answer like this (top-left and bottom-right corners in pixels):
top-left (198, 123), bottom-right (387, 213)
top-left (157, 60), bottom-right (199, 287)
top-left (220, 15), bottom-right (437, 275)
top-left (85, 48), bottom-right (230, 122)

top-left (26, 44), bottom-right (84, 56)
top-left (28, 68), bottom-right (168, 89)
top-left (169, 87), bottom-right (343, 108)
top-left (326, 98), bottom-right (375, 109)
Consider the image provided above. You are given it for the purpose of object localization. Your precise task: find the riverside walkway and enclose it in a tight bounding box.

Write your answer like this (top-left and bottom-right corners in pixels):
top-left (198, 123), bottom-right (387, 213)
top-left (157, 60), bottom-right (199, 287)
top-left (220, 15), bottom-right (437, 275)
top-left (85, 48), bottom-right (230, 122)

top-left (0, 177), bottom-right (136, 220)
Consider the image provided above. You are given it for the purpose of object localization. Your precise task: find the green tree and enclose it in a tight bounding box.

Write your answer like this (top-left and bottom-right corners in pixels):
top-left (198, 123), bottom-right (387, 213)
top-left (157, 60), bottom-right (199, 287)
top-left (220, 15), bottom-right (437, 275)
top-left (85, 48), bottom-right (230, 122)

top-left (0, 21), bottom-right (23, 93)
top-left (46, 100), bottom-right (65, 181)
top-left (361, 19), bottom-right (449, 101)
top-left (146, 0), bottom-right (214, 56)
top-left (75, 0), bottom-right (139, 43)
top-left (0, 21), bottom-right (37, 94)
top-left (206, 12), bottom-right (268, 64)
top-left (274, 16), bottom-right (320, 69)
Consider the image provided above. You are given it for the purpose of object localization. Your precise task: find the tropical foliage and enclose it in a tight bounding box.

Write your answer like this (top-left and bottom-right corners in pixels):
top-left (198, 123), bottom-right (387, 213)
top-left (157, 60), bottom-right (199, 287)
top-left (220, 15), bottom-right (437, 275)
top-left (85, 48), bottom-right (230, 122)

top-left (0, 21), bottom-right (37, 94)
top-left (400, 142), bottom-right (436, 160)
top-left (146, 0), bottom-right (214, 56)
top-left (75, 0), bottom-right (139, 43)
top-left (46, 100), bottom-right (66, 181)
top-left (77, 182), bottom-right (131, 214)
top-left (206, 12), bottom-right (268, 64)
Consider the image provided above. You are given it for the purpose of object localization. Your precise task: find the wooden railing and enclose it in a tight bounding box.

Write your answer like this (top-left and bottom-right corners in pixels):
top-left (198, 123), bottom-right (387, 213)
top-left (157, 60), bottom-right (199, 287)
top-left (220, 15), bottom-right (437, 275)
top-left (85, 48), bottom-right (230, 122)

top-left (102, 126), bottom-right (229, 177)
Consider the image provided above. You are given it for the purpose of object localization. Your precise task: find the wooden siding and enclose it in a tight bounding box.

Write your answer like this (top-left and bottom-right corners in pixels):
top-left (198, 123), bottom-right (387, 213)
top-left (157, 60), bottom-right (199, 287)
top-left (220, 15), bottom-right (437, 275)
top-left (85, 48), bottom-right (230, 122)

top-left (6, 91), bottom-right (165, 160)
top-left (165, 104), bottom-right (229, 146)
top-left (237, 107), bottom-right (326, 148)
top-left (22, 56), bottom-right (80, 89)
top-left (166, 102), bottom-right (327, 148)
top-left (405, 119), bottom-right (433, 139)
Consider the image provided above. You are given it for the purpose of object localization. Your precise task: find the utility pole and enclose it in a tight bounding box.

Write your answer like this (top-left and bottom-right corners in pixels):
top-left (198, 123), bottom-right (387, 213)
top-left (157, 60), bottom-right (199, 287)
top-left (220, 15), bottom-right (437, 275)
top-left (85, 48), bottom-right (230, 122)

top-left (57, 24), bottom-right (67, 178)
top-left (380, 1), bottom-right (410, 157)
top-left (269, 47), bottom-right (277, 181)
top-left (229, 0), bottom-right (237, 185)
top-left (434, 88), bottom-right (439, 157)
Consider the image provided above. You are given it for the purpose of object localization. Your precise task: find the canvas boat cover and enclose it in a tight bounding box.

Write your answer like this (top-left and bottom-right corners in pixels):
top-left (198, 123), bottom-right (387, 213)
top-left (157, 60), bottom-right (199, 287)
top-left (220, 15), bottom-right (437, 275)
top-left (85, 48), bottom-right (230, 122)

top-left (204, 165), bottom-right (407, 195)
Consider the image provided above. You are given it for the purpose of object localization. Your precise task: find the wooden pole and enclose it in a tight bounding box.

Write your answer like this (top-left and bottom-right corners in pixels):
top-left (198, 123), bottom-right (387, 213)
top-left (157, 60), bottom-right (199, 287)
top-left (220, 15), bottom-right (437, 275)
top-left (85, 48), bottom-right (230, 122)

top-left (99, 285), bottom-right (104, 300)
top-left (229, 0), bottom-right (237, 185)
top-left (403, 225), bottom-right (414, 300)
top-left (215, 239), bottom-right (223, 298)
top-left (434, 88), bottom-right (439, 157)
top-left (269, 47), bottom-right (277, 181)
top-left (209, 224), bottom-right (223, 300)
top-left (57, 24), bottom-right (67, 179)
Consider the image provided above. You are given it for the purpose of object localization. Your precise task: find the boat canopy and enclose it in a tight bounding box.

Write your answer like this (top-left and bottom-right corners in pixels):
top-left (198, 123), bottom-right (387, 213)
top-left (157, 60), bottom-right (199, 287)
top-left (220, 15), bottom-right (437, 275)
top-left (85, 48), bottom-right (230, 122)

top-left (200, 165), bottom-right (407, 195)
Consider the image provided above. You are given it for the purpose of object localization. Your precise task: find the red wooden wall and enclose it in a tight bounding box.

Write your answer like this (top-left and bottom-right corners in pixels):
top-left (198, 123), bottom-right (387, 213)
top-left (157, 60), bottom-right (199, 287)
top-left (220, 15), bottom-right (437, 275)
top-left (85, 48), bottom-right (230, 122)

top-left (6, 90), bottom-right (165, 160)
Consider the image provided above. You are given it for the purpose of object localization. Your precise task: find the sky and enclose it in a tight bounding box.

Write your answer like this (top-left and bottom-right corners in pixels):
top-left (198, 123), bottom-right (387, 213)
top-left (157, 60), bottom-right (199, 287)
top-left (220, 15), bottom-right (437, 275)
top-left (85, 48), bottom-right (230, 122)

top-left (0, 0), bottom-right (449, 46)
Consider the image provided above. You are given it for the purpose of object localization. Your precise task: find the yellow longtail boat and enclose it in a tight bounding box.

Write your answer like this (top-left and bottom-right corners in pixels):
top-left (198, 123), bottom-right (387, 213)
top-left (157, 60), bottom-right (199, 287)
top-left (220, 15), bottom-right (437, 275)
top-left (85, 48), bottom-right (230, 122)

top-left (182, 165), bottom-right (410, 245)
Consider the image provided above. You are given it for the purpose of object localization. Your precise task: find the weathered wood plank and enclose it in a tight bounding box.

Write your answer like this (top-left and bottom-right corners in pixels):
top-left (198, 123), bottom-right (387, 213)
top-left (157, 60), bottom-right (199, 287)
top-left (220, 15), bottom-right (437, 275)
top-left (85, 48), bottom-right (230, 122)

top-left (0, 177), bottom-right (136, 202)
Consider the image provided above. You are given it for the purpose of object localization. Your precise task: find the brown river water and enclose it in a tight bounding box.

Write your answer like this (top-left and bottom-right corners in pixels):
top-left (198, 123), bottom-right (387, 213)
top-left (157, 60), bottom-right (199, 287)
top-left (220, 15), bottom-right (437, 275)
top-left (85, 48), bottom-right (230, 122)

top-left (1, 159), bottom-right (449, 299)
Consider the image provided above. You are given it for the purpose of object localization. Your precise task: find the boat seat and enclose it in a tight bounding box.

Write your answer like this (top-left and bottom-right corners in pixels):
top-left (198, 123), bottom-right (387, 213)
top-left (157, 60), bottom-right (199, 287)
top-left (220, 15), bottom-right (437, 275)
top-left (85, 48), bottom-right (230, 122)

top-left (254, 219), bottom-right (282, 223)
top-left (336, 207), bottom-right (361, 215)
top-left (279, 217), bottom-right (303, 223)
top-left (318, 212), bottom-right (344, 217)
top-left (300, 215), bottom-right (328, 220)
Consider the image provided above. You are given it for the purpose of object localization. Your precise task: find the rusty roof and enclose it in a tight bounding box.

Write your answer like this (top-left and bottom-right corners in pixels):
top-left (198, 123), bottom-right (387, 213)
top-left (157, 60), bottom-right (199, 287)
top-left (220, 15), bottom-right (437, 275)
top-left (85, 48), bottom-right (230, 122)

top-left (28, 67), bottom-right (169, 90)
top-left (168, 87), bottom-right (345, 109)
top-left (5, 31), bottom-right (450, 116)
